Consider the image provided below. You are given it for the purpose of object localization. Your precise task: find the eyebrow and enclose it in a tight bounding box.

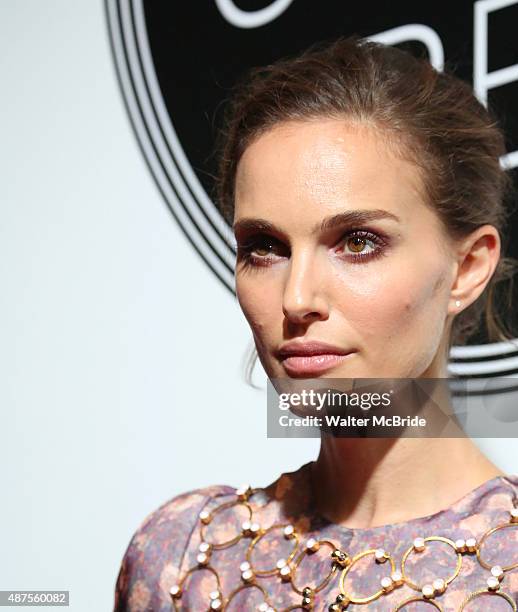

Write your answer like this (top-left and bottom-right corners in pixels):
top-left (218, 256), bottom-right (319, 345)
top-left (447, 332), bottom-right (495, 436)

top-left (232, 209), bottom-right (401, 236)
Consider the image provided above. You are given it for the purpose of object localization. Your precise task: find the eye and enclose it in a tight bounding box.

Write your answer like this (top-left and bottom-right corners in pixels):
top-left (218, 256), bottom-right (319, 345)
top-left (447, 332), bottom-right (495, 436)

top-left (236, 229), bottom-right (388, 269)
top-left (236, 234), bottom-right (287, 267)
top-left (337, 230), bottom-right (386, 262)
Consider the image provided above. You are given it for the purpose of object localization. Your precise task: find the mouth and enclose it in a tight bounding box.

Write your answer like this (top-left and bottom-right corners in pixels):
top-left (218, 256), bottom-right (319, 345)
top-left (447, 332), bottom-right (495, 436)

top-left (275, 340), bottom-right (356, 377)
top-left (280, 353), bottom-right (355, 377)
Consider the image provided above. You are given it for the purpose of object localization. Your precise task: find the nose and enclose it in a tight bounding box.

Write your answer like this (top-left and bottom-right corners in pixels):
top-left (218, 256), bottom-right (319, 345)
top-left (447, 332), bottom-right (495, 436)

top-left (282, 248), bottom-right (329, 324)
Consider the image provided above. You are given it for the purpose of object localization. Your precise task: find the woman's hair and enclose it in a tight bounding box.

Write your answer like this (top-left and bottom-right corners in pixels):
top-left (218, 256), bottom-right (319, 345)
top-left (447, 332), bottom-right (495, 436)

top-left (213, 35), bottom-right (518, 384)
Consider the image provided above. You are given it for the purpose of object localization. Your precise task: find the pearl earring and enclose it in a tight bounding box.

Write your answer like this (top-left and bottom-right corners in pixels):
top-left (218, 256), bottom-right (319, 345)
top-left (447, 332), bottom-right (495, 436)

top-left (455, 300), bottom-right (461, 308)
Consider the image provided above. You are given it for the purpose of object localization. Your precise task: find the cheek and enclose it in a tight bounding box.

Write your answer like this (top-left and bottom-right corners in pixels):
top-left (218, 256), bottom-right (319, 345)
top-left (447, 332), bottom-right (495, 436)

top-left (330, 260), bottom-right (449, 339)
top-left (236, 276), bottom-right (281, 337)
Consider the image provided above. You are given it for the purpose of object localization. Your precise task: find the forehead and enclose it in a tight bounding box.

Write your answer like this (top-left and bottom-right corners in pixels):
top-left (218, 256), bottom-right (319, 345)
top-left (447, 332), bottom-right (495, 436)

top-left (234, 118), bottom-right (428, 231)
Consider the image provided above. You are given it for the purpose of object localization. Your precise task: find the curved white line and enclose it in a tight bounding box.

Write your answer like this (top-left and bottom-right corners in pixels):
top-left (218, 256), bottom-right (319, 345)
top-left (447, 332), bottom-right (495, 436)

top-left (449, 374), bottom-right (518, 394)
top-left (367, 24), bottom-right (444, 71)
top-left (214, 0), bottom-right (294, 29)
top-left (500, 150), bottom-right (518, 171)
top-left (108, 0), bottom-right (235, 288)
top-left (123, 0), bottom-right (236, 275)
top-left (450, 338), bottom-right (518, 359)
top-left (448, 354), bottom-right (518, 376)
top-left (133, 0), bottom-right (235, 254)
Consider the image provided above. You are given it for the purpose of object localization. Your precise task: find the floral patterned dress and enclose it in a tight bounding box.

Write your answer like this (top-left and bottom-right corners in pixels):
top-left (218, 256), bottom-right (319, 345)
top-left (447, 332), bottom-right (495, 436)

top-left (114, 461), bottom-right (518, 611)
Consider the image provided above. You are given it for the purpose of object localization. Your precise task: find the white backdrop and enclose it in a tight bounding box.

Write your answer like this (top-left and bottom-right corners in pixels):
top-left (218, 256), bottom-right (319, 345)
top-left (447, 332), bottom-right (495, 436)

top-left (0, 2), bottom-right (515, 611)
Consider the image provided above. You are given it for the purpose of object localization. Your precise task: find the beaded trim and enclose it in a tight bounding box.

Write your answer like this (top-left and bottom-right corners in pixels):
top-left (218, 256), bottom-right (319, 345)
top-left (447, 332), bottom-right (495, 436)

top-left (169, 479), bottom-right (518, 611)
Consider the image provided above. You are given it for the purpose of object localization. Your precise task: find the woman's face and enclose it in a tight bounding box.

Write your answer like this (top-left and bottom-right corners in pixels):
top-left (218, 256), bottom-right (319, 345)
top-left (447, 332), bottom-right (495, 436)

top-left (233, 119), bottom-right (458, 379)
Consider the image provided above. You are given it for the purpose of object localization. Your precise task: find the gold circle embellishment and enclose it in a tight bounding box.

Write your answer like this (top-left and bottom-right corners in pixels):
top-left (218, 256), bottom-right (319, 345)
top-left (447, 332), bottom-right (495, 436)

top-left (170, 565), bottom-right (222, 611)
top-left (338, 548), bottom-right (397, 604)
top-left (246, 523), bottom-right (300, 577)
top-left (290, 539), bottom-right (339, 595)
top-left (458, 588), bottom-right (517, 611)
top-left (476, 522), bottom-right (518, 572)
top-left (200, 499), bottom-right (253, 549)
top-left (401, 536), bottom-right (462, 592)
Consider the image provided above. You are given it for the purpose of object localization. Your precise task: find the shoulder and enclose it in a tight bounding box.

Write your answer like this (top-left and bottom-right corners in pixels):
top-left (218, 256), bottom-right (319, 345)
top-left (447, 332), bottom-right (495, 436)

top-left (113, 483), bottom-right (235, 612)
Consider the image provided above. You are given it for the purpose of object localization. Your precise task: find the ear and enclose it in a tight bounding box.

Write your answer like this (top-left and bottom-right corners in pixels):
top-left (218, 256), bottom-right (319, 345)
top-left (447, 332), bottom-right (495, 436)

top-left (448, 225), bottom-right (501, 315)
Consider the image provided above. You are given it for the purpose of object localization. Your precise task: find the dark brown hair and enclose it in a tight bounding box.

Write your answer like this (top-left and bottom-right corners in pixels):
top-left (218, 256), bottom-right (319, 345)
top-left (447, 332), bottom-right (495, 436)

top-left (214, 35), bottom-right (518, 382)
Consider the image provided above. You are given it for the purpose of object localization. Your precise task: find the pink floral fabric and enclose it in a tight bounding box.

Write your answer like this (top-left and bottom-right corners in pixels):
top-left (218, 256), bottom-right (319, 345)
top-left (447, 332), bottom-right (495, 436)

top-left (114, 461), bottom-right (518, 611)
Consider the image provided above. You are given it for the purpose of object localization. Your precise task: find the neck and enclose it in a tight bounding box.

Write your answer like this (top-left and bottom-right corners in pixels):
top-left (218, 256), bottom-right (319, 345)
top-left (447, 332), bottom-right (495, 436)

top-left (311, 435), bottom-right (503, 529)
top-left (309, 335), bottom-right (504, 528)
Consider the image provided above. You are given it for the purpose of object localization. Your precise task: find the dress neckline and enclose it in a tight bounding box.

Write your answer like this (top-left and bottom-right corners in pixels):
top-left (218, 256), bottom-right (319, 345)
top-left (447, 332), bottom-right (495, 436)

top-left (294, 460), bottom-right (518, 535)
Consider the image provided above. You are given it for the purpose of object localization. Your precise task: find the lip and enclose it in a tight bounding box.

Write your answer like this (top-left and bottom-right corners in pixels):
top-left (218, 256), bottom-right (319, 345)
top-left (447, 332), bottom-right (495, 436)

top-left (276, 340), bottom-right (356, 376)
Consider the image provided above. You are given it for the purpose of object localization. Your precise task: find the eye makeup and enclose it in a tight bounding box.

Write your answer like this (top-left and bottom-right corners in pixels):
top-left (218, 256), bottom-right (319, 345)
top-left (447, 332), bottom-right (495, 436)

top-left (236, 227), bottom-right (390, 268)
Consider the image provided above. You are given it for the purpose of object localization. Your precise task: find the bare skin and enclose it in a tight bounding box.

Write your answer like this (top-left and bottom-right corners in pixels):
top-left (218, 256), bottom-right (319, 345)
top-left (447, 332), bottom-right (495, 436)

top-left (233, 118), bottom-right (503, 529)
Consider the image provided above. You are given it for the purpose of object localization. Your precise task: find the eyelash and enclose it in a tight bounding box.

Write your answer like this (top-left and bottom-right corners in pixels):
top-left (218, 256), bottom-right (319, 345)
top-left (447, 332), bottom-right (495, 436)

top-left (237, 229), bottom-right (388, 268)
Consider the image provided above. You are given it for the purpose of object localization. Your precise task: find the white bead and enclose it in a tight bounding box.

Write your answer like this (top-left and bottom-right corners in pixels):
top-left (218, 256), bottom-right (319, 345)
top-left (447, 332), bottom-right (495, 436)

top-left (210, 599), bottom-right (222, 610)
top-left (391, 570), bottom-right (403, 583)
top-left (306, 538), bottom-right (319, 552)
top-left (455, 538), bottom-right (466, 551)
top-left (250, 522), bottom-right (261, 533)
top-left (169, 584), bottom-right (181, 597)
top-left (199, 510), bottom-right (210, 521)
top-left (242, 520), bottom-right (251, 531)
top-left (433, 578), bottom-right (446, 593)
top-left (491, 565), bottom-right (504, 579)
top-left (209, 590), bottom-right (220, 600)
top-left (510, 507), bottom-right (518, 520)
top-left (199, 542), bottom-right (210, 553)
top-left (422, 584), bottom-right (434, 598)
top-left (280, 565), bottom-right (291, 576)
top-left (257, 604), bottom-right (269, 612)
top-left (466, 537), bottom-right (477, 549)
top-left (196, 552), bottom-right (208, 565)
top-left (242, 569), bottom-right (253, 581)
top-left (413, 537), bottom-right (425, 551)
top-left (284, 524), bottom-right (294, 537)
top-left (380, 576), bottom-right (393, 590)
top-left (375, 548), bottom-right (387, 562)
top-left (487, 576), bottom-right (500, 591)
top-left (239, 561), bottom-right (251, 572)
top-left (276, 558), bottom-right (287, 569)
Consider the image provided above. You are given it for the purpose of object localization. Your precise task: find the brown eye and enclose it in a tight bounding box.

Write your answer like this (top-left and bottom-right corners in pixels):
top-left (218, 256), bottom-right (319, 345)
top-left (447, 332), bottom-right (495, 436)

top-left (337, 230), bottom-right (385, 262)
top-left (254, 241), bottom-right (274, 256)
top-left (237, 234), bottom-right (288, 267)
top-left (347, 236), bottom-right (367, 253)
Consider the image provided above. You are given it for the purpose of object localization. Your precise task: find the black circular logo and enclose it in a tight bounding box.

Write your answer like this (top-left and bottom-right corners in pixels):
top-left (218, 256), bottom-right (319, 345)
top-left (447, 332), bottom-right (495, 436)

top-left (106, 0), bottom-right (518, 383)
